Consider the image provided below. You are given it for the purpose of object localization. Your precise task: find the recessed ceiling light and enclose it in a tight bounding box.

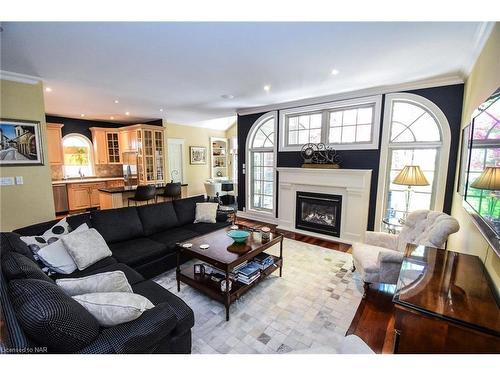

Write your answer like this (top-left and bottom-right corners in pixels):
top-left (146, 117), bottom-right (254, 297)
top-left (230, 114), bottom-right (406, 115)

top-left (80, 114), bottom-right (85, 117)
top-left (45, 87), bottom-right (52, 92)
top-left (159, 108), bottom-right (164, 112)
top-left (125, 112), bottom-right (130, 116)
top-left (110, 116), bottom-right (115, 120)
top-left (263, 85), bottom-right (271, 92)
top-left (331, 69), bottom-right (340, 75)
top-left (221, 94), bottom-right (234, 99)
top-left (114, 99), bottom-right (119, 104)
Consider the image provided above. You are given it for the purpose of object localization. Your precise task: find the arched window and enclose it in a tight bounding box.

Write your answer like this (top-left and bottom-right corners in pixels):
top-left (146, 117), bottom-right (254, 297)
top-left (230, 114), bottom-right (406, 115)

top-left (246, 111), bottom-right (277, 215)
top-left (62, 134), bottom-right (94, 177)
top-left (375, 93), bottom-right (451, 228)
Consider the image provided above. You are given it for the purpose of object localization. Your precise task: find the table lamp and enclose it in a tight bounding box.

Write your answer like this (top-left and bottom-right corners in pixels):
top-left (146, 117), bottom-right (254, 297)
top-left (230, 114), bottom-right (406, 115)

top-left (470, 166), bottom-right (500, 219)
top-left (392, 165), bottom-right (430, 219)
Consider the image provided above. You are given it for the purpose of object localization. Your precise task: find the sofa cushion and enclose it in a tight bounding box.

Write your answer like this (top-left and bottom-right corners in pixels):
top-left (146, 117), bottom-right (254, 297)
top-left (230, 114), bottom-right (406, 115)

top-left (0, 232), bottom-right (35, 261)
top-left (132, 280), bottom-right (194, 335)
top-left (183, 221), bottom-right (230, 236)
top-left (8, 278), bottom-right (100, 353)
top-left (148, 228), bottom-right (199, 250)
top-left (53, 261), bottom-right (144, 285)
top-left (172, 195), bottom-right (205, 226)
top-left (108, 238), bottom-right (168, 267)
top-left (91, 207), bottom-right (144, 243)
top-left (2, 252), bottom-right (55, 283)
top-left (66, 212), bottom-right (92, 231)
top-left (137, 202), bottom-right (180, 236)
top-left (13, 219), bottom-right (60, 237)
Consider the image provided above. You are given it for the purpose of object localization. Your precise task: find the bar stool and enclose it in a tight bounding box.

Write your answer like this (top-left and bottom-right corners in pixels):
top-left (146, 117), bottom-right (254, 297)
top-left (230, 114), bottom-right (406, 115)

top-left (128, 185), bottom-right (156, 206)
top-left (157, 182), bottom-right (181, 202)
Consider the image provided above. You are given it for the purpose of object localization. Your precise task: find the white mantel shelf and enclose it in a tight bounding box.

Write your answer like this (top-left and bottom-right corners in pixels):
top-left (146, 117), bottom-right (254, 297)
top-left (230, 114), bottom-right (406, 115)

top-left (276, 167), bottom-right (372, 244)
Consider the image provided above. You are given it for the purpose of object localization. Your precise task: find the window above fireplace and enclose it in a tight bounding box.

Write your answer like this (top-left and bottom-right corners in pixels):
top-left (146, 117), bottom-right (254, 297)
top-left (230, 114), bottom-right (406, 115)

top-left (279, 95), bottom-right (382, 152)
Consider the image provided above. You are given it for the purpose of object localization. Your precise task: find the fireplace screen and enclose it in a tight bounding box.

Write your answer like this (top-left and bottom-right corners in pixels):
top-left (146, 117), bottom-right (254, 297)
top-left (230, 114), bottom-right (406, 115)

top-left (295, 192), bottom-right (342, 237)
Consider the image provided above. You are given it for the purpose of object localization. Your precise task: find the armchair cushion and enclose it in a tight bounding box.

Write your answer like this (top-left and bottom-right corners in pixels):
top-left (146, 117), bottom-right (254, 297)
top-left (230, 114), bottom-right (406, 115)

top-left (351, 243), bottom-right (403, 284)
top-left (364, 231), bottom-right (398, 250)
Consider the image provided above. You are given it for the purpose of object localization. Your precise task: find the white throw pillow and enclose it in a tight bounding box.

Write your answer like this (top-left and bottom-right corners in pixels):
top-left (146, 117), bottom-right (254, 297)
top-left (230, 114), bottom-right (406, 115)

top-left (56, 271), bottom-right (133, 296)
top-left (194, 202), bottom-right (218, 224)
top-left (37, 223), bottom-right (89, 274)
top-left (72, 292), bottom-right (154, 327)
top-left (21, 217), bottom-right (70, 255)
top-left (61, 228), bottom-right (112, 271)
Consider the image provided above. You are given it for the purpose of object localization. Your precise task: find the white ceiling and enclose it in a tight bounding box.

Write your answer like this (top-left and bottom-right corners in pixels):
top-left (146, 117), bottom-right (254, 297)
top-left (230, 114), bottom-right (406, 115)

top-left (0, 22), bottom-right (492, 128)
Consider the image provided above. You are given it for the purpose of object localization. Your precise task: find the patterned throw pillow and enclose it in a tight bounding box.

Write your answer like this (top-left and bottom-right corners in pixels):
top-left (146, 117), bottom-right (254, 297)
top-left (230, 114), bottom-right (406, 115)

top-left (20, 218), bottom-right (71, 275)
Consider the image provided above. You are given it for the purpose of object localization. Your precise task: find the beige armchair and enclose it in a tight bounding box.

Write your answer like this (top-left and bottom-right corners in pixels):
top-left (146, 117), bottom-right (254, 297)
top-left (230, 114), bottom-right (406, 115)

top-left (351, 210), bottom-right (459, 294)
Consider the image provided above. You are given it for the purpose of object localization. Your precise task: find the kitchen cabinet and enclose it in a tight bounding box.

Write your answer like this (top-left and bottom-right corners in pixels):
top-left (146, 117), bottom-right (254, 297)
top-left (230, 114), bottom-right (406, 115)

top-left (90, 128), bottom-right (121, 164)
top-left (67, 181), bottom-right (107, 211)
top-left (46, 123), bottom-right (64, 165)
top-left (119, 124), bottom-right (165, 185)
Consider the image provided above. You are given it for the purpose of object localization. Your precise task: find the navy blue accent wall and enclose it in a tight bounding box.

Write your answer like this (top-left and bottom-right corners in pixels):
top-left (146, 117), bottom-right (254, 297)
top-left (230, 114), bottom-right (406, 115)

top-left (237, 84), bottom-right (464, 231)
top-left (45, 115), bottom-right (162, 142)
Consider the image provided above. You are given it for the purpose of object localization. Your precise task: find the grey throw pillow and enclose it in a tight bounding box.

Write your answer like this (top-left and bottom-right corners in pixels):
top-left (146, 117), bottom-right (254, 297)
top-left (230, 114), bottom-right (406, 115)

top-left (61, 228), bottom-right (112, 271)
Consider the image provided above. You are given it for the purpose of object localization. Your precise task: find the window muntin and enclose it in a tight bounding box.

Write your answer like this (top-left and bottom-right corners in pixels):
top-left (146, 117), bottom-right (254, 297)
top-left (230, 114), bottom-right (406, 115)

top-left (247, 113), bottom-right (276, 213)
top-left (328, 105), bottom-right (374, 144)
top-left (279, 95), bottom-right (382, 151)
top-left (62, 134), bottom-right (94, 177)
top-left (383, 99), bottom-right (443, 222)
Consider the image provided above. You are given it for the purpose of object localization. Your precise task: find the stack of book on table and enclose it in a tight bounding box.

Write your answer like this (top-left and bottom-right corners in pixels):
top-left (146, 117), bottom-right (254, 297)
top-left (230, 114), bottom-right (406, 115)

top-left (253, 252), bottom-right (274, 270)
top-left (236, 261), bottom-right (261, 285)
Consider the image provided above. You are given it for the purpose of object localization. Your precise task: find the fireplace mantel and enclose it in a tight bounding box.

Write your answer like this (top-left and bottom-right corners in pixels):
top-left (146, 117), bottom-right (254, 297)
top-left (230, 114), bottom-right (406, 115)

top-left (276, 167), bottom-right (372, 244)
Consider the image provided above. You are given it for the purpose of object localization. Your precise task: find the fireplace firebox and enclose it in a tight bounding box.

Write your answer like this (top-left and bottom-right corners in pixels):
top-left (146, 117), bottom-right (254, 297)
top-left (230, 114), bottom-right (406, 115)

top-left (295, 191), bottom-right (342, 237)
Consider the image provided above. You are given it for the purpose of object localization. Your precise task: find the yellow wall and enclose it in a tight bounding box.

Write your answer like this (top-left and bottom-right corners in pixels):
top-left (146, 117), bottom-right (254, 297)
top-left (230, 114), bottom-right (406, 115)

top-left (448, 23), bottom-right (500, 294)
top-left (0, 79), bottom-right (55, 231)
top-left (165, 122), bottom-right (226, 196)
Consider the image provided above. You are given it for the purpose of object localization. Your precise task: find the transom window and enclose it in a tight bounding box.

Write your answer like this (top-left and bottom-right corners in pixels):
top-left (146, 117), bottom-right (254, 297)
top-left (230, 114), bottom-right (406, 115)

top-left (246, 112), bottom-right (277, 214)
top-left (62, 134), bottom-right (94, 177)
top-left (376, 93), bottom-right (451, 229)
top-left (279, 95), bottom-right (382, 151)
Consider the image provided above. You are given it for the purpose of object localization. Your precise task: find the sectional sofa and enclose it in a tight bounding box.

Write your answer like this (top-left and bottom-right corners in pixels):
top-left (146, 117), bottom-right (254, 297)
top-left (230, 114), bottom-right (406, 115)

top-left (0, 195), bottom-right (230, 354)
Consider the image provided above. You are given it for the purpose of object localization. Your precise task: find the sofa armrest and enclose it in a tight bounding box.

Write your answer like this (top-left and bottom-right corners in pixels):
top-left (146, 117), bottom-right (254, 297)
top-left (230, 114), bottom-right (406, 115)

top-left (77, 303), bottom-right (178, 354)
top-left (365, 231), bottom-right (398, 250)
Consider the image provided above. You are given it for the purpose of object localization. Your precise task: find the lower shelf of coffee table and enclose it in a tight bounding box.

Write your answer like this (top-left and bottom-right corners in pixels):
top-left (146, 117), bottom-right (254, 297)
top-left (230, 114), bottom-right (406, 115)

top-left (177, 256), bottom-right (282, 304)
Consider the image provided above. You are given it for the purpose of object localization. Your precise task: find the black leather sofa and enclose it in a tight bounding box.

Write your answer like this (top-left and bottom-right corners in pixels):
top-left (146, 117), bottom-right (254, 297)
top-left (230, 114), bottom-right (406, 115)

top-left (0, 195), bottom-right (230, 354)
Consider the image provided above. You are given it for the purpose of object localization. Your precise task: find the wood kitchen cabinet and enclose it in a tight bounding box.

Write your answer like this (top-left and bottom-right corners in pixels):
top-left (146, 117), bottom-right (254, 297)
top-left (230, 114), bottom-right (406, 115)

top-left (67, 181), bottom-right (107, 211)
top-left (90, 127), bottom-right (121, 164)
top-left (46, 123), bottom-right (64, 165)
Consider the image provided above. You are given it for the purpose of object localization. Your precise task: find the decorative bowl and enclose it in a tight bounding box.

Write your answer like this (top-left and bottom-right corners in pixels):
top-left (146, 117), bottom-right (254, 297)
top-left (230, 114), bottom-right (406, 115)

top-left (227, 229), bottom-right (250, 243)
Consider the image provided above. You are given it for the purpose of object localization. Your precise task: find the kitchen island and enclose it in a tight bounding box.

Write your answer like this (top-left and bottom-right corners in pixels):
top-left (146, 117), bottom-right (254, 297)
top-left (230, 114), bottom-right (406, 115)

top-left (98, 183), bottom-right (188, 209)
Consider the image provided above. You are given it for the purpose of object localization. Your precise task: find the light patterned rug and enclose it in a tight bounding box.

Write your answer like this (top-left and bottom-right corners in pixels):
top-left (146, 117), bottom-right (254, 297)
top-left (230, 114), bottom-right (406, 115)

top-left (154, 237), bottom-right (363, 354)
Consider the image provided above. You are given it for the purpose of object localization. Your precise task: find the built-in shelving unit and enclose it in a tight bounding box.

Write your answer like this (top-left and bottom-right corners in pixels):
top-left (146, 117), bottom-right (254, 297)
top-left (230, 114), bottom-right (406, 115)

top-left (210, 137), bottom-right (228, 179)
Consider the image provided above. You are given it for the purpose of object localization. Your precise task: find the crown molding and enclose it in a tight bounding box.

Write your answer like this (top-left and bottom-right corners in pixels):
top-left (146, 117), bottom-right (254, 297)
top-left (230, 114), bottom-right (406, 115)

top-left (0, 70), bottom-right (42, 84)
top-left (237, 74), bottom-right (464, 116)
top-left (461, 22), bottom-right (496, 78)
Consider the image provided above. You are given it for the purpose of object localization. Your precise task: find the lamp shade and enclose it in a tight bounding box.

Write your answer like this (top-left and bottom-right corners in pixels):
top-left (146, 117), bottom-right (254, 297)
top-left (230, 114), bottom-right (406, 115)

top-left (393, 165), bottom-right (429, 186)
top-left (470, 167), bottom-right (500, 190)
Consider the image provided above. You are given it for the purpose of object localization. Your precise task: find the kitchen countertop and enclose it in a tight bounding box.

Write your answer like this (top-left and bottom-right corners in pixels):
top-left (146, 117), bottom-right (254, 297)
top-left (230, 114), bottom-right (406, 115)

top-left (99, 183), bottom-right (188, 193)
top-left (52, 177), bottom-right (125, 184)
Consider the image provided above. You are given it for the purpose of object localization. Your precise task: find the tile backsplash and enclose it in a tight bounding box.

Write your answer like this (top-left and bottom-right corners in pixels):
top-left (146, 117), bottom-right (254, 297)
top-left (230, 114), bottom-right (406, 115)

top-left (51, 164), bottom-right (123, 180)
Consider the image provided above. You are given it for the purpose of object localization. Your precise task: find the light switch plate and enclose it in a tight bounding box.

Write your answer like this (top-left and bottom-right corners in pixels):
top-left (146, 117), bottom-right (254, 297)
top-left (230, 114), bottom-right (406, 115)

top-left (0, 177), bottom-right (15, 186)
top-left (15, 176), bottom-right (24, 185)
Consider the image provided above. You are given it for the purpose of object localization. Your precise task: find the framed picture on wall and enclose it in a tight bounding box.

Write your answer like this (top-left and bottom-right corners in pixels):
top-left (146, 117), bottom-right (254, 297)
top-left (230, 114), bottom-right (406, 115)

top-left (190, 146), bottom-right (207, 165)
top-left (0, 119), bottom-right (44, 166)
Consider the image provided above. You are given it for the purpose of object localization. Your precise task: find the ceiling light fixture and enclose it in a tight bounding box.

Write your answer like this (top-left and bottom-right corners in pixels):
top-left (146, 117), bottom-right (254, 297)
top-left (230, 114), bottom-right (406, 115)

top-left (125, 112), bottom-right (130, 116)
top-left (110, 116), bottom-right (115, 120)
top-left (331, 69), bottom-right (340, 75)
top-left (221, 94), bottom-right (234, 99)
top-left (45, 87), bottom-right (52, 93)
top-left (80, 114), bottom-right (85, 117)
top-left (114, 99), bottom-right (119, 104)
top-left (160, 108), bottom-right (164, 112)
top-left (263, 85), bottom-right (271, 92)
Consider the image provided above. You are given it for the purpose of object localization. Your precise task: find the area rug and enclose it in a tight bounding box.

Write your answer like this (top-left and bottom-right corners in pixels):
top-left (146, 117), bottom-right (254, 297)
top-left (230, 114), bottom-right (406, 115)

top-left (153, 237), bottom-right (363, 354)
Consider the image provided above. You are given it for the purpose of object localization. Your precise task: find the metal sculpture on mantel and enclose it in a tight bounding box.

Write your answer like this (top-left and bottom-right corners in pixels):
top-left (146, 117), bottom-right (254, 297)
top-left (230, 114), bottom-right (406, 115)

top-left (300, 143), bottom-right (341, 169)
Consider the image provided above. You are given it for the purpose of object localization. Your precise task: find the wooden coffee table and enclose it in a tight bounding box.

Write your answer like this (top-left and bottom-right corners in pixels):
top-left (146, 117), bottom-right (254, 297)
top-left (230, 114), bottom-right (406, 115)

top-left (176, 226), bottom-right (283, 321)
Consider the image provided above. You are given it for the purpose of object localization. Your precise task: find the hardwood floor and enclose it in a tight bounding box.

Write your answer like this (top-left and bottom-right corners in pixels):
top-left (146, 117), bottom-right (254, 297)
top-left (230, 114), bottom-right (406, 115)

top-left (236, 217), bottom-right (395, 354)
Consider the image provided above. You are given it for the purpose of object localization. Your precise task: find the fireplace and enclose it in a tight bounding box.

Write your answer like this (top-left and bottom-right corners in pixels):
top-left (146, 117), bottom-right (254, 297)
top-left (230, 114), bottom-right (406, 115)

top-left (295, 191), bottom-right (342, 237)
